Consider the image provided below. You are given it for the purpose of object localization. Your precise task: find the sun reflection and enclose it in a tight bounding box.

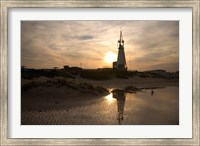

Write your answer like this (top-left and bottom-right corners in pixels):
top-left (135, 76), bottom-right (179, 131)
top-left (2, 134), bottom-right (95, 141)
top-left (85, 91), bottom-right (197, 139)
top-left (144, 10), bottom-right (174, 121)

top-left (105, 93), bottom-right (114, 103)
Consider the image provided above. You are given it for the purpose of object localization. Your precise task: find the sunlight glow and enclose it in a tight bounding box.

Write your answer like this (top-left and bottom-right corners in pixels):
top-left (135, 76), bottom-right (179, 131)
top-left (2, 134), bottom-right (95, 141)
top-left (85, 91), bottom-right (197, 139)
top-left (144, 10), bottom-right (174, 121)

top-left (104, 51), bottom-right (117, 63)
top-left (105, 93), bottom-right (114, 103)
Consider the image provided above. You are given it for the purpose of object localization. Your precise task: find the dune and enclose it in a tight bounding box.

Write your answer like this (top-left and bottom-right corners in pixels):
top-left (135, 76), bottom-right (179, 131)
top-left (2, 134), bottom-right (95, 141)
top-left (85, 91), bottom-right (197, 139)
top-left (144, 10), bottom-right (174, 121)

top-left (21, 76), bottom-right (178, 125)
top-left (21, 77), bottom-right (109, 112)
top-left (77, 76), bottom-right (178, 89)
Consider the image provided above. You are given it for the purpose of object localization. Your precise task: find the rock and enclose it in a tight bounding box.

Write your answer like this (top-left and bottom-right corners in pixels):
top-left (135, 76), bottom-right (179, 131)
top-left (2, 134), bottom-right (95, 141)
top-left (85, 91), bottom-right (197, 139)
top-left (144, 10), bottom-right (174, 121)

top-left (125, 86), bottom-right (139, 91)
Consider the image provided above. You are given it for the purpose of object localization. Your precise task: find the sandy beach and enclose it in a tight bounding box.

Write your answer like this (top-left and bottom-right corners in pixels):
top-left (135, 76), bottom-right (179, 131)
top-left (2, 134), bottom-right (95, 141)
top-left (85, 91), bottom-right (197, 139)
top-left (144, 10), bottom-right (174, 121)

top-left (22, 76), bottom-right (178, 89)
top-left (77, 76), bottom-right (178, 89)
top-left (21, 76), bottom-right (179, 125)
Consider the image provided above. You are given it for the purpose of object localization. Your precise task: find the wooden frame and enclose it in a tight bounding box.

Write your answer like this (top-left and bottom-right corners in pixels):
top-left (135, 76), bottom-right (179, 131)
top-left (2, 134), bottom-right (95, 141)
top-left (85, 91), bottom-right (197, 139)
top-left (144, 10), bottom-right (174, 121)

top-left (0, 0), bottom-right (199, 145)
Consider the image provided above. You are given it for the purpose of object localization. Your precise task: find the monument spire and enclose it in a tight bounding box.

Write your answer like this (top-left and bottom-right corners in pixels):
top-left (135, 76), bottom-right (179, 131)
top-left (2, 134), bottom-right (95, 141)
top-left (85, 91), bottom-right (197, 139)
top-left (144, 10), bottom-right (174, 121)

top-left (116, 30), bottom-right (127, 71)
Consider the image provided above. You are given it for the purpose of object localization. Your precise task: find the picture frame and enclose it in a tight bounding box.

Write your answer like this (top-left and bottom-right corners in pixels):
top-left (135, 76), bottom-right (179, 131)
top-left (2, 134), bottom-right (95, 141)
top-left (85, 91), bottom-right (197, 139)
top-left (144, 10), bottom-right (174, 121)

top-left (0, 0), bottom-right (199, 145)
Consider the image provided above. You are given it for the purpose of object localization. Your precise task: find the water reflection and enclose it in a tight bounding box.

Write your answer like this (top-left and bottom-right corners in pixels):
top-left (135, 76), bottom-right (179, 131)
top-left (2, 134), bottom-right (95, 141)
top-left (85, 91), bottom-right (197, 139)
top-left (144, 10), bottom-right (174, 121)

top-left (151, 90), bottom-right (154, 96)
top-left (103, 87), bottom-right (178, 125)
top-left (112, 89), bottom-right (127, 125)
top-left (22, 87), bottom-right (178, 125)
top-left (105, 93), bottom-right (114, 103)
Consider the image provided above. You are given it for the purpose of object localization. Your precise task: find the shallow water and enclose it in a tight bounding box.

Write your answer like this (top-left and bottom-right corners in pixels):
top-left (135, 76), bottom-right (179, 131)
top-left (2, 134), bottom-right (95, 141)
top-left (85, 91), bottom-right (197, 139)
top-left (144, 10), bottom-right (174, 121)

top-left (22, 86), bottom-right (179, 125)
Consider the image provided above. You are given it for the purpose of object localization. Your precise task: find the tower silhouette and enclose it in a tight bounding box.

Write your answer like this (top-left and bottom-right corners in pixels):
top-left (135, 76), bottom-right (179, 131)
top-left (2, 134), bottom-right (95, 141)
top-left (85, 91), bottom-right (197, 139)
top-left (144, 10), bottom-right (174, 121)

top-left (116, 30), bottom-right (127, 71)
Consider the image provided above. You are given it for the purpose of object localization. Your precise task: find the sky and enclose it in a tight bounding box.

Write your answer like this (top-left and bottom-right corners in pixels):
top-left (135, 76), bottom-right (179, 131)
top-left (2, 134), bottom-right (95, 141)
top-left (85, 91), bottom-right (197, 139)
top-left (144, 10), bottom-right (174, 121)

top-left (21, 20), bottom-right (179, 72)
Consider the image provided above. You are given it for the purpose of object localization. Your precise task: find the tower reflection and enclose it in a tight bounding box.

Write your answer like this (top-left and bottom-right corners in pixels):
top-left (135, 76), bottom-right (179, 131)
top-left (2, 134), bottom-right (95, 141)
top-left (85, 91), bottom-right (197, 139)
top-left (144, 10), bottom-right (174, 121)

top-left (112, 89), bottom-right (127, 125)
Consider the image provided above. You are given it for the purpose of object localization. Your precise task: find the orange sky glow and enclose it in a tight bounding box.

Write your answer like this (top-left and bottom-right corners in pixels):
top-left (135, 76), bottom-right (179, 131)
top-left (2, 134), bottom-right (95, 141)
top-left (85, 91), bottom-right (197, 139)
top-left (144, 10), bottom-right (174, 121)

top-left (21, 21), bottom-right (179, 72)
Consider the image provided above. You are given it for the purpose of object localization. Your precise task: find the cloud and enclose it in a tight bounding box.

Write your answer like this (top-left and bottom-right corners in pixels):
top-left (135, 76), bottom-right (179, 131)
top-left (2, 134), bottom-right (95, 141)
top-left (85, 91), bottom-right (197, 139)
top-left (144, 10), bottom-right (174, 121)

top-left (21, 20), bottom-right (179, 71)
top-left (77, 35), bottom-right (94, 41)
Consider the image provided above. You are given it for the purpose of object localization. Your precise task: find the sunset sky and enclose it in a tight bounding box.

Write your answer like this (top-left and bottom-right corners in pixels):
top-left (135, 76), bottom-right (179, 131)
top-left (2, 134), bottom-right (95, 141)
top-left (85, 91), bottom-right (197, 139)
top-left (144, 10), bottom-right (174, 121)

top-left (21, 21), bottom-right (179, 72)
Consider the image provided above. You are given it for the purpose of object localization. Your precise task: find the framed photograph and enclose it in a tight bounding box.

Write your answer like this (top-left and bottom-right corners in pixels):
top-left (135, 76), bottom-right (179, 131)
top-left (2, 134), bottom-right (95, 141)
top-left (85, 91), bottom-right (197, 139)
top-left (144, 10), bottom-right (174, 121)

top-left (1, 0), bottom-right (199, 145)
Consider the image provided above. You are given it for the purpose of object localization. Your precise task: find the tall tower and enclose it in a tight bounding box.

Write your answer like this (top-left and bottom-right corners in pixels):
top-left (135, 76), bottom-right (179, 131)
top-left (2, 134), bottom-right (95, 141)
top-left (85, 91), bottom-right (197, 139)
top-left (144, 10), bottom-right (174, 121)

top-left (116, 31), bottom-right (127, 71)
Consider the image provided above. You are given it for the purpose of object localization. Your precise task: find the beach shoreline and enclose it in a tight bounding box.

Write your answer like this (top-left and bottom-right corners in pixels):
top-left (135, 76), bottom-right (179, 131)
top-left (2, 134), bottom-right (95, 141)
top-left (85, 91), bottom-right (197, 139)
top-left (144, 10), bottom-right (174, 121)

top-left (21, 76), bottom-right (178, 111)
top-left (21, 76), bottom-right (179, 125)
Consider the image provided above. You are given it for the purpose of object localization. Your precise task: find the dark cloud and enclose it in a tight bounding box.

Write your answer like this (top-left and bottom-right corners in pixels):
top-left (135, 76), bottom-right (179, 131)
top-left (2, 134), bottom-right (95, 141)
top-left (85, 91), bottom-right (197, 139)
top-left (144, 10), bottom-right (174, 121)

top-left (77, 35), bottom-right (94, 41)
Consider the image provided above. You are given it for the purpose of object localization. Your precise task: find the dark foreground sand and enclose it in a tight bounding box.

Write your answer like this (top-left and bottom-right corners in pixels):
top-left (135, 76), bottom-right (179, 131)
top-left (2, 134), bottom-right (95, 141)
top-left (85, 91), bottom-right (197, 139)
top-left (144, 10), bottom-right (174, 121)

top-left (21, 76), bottom-right (179, 125)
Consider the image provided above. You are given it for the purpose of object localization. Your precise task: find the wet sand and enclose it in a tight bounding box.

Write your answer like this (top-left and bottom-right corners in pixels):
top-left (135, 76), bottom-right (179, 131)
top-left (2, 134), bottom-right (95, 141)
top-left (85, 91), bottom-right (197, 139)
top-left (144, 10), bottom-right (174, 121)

top-left (21, 76), bottom-right (179, 125)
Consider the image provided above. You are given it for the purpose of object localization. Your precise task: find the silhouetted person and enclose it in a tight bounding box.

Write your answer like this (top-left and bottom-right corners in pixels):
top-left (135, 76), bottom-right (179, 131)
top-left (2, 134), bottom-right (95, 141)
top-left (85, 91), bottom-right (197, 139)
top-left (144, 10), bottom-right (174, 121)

top-left (151, 90), bottom-right (154, 96)
top-left (112, 89), bottom-right (127, 125)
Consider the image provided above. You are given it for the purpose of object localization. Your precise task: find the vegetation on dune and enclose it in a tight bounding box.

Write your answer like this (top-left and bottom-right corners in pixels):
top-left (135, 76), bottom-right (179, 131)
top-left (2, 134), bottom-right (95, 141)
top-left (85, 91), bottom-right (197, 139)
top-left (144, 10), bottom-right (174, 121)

top-left (136, 70), bottom-right (179, 79)
top-left (111, 86), bottom-right (141, 94)
top-left (21, 67), bottom-right (179, 80)
top-left (22, 78), bottom-right (109, 96)
top-left (21, 69), bottom-right (75, 79)
top-left (80, 69), bottom-right (135, 80)
top-left (80, 69), bottom-right (114, 80)
top-left (112, 85), bottom-right (165, 94)
top-left (125, 86), bottom-right (139, 91)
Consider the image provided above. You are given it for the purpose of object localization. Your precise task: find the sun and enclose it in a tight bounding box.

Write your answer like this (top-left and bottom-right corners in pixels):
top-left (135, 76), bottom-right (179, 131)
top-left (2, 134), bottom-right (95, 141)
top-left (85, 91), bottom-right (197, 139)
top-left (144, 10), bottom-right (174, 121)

top-left (105, 51), bottom-right (117, 63)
